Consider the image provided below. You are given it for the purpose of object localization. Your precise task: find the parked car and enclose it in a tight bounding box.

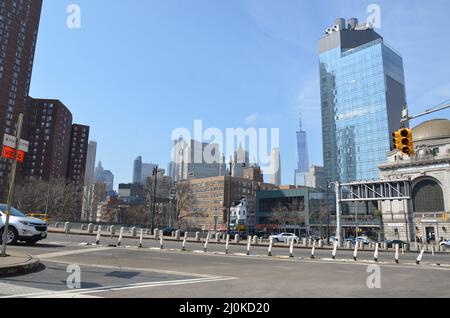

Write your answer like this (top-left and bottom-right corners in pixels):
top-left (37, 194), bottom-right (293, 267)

top-left (0, 204), bottom-right (48, 245)
top-left (439, 239), bottom-right (450, 250)
top-left (251, 231), bottom-right (270, 239)
top-left (270, 233), bottom-right (300, 243)
top-left (384, 240), bottom-right (407, 248)
top-left (162, 227), bottom-right (183, 236)
top-left (355, 236), bottom-right (374, 245)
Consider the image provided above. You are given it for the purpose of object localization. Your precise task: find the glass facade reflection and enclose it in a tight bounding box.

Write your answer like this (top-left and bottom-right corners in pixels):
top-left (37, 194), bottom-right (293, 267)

top-left (320, 31), bottom-right (406, 183)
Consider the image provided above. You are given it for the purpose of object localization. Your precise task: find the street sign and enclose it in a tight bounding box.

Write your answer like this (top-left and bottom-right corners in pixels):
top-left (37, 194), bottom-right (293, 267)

top-left (1, 146), bottom-right (25, 163)
top-left (3, 134), bottom-right (29, 152)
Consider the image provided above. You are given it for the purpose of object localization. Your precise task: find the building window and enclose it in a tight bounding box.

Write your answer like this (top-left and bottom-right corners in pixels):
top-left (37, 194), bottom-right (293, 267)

top-left (412, 179), bottom-right (445, 213)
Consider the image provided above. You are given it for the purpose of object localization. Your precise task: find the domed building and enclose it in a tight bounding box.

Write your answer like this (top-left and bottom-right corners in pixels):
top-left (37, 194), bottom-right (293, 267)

top-left (379, 119), bottom-right (450, 244)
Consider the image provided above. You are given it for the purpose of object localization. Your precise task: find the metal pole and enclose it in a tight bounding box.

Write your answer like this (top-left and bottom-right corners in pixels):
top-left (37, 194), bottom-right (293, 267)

top-left (326, 185), bottom-right (330, 245)
top-left (227, 161), bottom-right (232, 234)
top-left (151, 166), bottom-right (158, 232)
top-left (335, 182), bottom-right (342, 247)
top-left (1, 113), bottom-right (24, 257)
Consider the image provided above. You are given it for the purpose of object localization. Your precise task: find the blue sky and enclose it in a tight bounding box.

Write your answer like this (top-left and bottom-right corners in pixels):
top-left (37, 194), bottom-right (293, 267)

top-left (30, 0), bottom-right (450, 189)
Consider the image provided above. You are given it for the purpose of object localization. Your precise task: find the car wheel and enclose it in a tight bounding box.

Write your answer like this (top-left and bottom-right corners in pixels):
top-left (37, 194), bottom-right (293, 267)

top-left (0, 227), bottom-right (18, 245)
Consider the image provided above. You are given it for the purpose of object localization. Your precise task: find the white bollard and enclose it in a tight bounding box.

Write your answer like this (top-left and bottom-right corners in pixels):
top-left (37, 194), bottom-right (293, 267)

top-left (289, 238), bottom-right (295, 258)
top-left (154, 228), bottom-right (159, 240)
top-left (431, 245), bottom-right (435, 256)
top-left (64, 222), bottom-right (71, 235)
top-left (395, 244), bottom-right (400, 264)
top-left (204, 233), bottom-right (210, 253)
top-left (268, 236), bottom-right (273, 257)
top-left (234, 234), bottom-right (240, 244)
top-left (117, 227), bottom-right (124, 247)
top-left (332, 241), bottom-right (338, 260)
top-left (253, 236), bottom-right (258, 245)
top-left (353, 241), bottom-right (359, 261)
top-left (182, 232), bottom-right (188, 251)
top-left (159, 232), bottom-right (164, 249)
top-left (416, 248), bottom-right (425, 265)
top-left (131, 227), bottom-right (137, 237)
top-left (215, 233), bottom-right (221, 243)
top-left (95, 225), bottom-right (102, 245)
top-left (175, 230), bottom-right (181, 240)
top-left (195, 232), bottom-right (200, 242)
top-left (225, 234), bottom-right (230, 254)
top-left (374, 243), bottom-right (379, 262)
top-left (138, 229), bottom-right (144, 248)
top-left (87, 223), bottom-right (94, 234)
top-left (302, 238), bottom-right (307, 247)
top-left (246, 236), bottom-right (252, 256)
top-left (55, 222), bottom-right (59, 229)
top-left (311, 240), bottom-right (316, 259)
top-left (110, 225), bottom-right (116, 236)
top-left (318, 239), bottom-right (324, 248)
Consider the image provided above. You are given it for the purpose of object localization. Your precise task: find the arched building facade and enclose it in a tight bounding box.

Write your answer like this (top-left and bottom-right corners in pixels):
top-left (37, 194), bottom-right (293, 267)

top-left (379, 119), bottom-right (450, 243)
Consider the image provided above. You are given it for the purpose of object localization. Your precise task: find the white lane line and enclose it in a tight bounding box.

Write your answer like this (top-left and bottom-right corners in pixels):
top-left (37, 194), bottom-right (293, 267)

top-left (37, 247), bottom-right (115, 259)
top-left (3, 277), bottom-right (237, 298)
top-left (41, 259), bottom-right (224, 279)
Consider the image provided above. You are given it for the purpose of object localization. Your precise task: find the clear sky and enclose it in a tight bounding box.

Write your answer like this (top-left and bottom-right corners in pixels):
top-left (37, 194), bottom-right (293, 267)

top-left (29, 0), bottom-right (450, 189)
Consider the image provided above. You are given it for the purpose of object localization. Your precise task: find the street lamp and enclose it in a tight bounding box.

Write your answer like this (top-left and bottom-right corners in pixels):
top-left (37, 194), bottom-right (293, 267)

top-left (169, 187), bottom-right (176, 228)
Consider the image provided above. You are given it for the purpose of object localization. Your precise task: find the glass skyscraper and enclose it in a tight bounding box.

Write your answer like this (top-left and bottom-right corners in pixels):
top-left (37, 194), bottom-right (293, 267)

top-left (319, 18), bottom-right (407, 183)
top-left (295, 113), bottom-right (309, 186)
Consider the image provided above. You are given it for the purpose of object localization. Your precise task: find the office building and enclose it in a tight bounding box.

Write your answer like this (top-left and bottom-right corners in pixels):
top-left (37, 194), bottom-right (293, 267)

top-left (67, 124), bottom-right (89, 184)
top-left (84, 141), bottom-right (97, 187)
top-left (132, 156), bottom-right (142, 184)
top-left (269, 148), bottom-right (281, 187)
top-left (0, 0), bottom-right (43, 196)
top-left (232, 144), bottom-right (250, 178)
top-left (295, 114), bottom-right (309, 186)
top-left (304, 165), bottom-right (327, 190)
top-left (171, 138), bottom-right (226, 182)
top-left (319, 18), bottom-right (406, 183)
top-left (94, 161), bottom-right (114, 192)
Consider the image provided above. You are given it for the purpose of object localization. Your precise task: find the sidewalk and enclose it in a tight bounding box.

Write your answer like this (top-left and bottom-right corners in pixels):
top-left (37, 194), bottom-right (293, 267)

top-left (0, 253), bottom-right (40, 277)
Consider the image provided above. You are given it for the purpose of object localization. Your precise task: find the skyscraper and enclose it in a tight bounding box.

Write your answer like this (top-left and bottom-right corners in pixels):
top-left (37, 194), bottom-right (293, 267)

top-left (132, 156), bottom-right (142, 184)
top-left (295, 113), bottom-right (309, 186)
top-left (319, 18), bottom-right (406, 183)
top-left (94, 161), bottom-right (114, 192)
top-left (67, 124), bottom-right (90, 185)
top-left (232, 143), bottom-right (250, 178)
top-left (84, 141), bottom-right (97, 187)
top-left (141, 163), bottom-right (158, 184)
top-left (0, 0), bottom-right (43, 196)
top-left (269, 148), bottom-right (281, 187)
top-left (171, 138), bottom-right (226, 182)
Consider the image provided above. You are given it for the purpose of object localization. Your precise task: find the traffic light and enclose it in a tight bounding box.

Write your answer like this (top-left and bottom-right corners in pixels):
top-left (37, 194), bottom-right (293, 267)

top-left (392, 128), bottom-right (414, 155)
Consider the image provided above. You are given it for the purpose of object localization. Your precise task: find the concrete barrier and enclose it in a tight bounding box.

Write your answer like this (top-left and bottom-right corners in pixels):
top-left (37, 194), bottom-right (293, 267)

top-left (154, 228), bottom-right (159, 239)
top-left (318, 240), bottom-right (324, 248)
top-left (175, 230), bottom-right (181, 240)
top-left (87, 223), bottom-right (94, 234)
top-left (130, 227), bottom-right (137, 237)
top-left (54, 222), bottom-right (59, 229)
top-left (81, 224), bottom-right (87, 231)
top-left (252, 236), bottom-right (258, 245)
top-left (94, 225), bottom-right (99, 232)
top-left (302, 238), bottom-right (307, 247)
top-left (195, 232), bottom-right (200, 242)
top-left (110, 225), bottom-right (116, 236)
top-left (234, 234), bottom-right (240, 244)
top-left (172, 231), bottom-right (175, 237)
top-left (215, 233), bottom-right (221, 243)
top-left (345, 241), bottom-right (351, 249)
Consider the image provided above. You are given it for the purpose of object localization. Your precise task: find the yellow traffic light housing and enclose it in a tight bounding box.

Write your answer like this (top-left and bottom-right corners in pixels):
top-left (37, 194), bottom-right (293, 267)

top-left (392, 128), bottom-right (414, 155)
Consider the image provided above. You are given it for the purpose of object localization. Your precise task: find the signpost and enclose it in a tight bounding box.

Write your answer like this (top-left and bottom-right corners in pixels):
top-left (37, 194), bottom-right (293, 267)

top-left (1, 114), bottom-right (28, 257)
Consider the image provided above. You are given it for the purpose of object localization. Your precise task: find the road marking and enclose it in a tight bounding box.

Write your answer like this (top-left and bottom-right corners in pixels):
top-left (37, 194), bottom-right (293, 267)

top-left (2, 276), bottom-right (237, 298)
top-left (36, 247), bottom-right (114, 259)
top-left (41, 259), bottom-right (227, 279)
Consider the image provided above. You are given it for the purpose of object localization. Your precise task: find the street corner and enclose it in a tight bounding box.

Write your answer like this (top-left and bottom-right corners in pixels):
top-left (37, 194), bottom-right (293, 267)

top-left (0, 252), bottom-right (40, 277)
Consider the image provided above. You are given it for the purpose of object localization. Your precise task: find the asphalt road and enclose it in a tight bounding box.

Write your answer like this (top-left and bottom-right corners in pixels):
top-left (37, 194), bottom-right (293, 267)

top-left (0, 233), bottom-right (449, 298)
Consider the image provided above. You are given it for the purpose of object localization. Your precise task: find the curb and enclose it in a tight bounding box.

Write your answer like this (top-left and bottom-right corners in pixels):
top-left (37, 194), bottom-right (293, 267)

top-left (0, 254), bottom-right (40, 277)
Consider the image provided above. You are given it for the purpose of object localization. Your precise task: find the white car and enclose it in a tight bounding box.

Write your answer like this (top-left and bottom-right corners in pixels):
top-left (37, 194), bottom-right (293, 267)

top-left (440, 239), bottom-right (450, 249)
top-left (0, 204), bottom-right (48, 245)
top-left (270, 233), bottom-right (300, 243)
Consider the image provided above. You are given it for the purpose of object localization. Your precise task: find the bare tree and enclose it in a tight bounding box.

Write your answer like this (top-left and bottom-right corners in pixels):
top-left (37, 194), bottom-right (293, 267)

top-left (14, 178), bottom-right (83, 221)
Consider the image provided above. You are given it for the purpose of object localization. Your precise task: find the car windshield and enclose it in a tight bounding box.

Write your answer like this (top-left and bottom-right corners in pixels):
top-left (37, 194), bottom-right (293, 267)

top-left (0, 205), bottom-right (26, 217)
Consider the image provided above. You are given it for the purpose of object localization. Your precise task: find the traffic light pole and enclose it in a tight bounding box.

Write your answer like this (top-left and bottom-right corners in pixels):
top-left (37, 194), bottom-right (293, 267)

top-left (150, 166), bottom-right (158, 233)
top-left (1, 113), bottom-right (24, 257)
